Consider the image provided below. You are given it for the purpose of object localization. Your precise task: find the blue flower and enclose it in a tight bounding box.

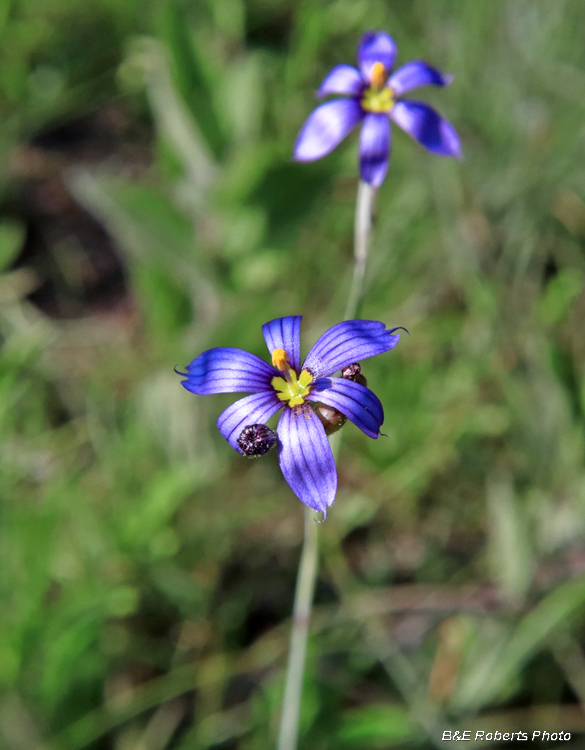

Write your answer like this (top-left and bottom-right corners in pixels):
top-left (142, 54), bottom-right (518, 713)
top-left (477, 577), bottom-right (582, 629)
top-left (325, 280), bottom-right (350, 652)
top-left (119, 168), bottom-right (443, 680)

top-left (178, 317), bottom-right (402, 516)
top-left (293, 30), bottom-right (461, 187)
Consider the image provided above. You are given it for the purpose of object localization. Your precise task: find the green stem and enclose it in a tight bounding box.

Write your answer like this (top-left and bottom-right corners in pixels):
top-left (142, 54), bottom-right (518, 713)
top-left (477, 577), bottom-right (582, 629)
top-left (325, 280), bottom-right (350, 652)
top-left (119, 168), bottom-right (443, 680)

top-left (344, 180), bottom-right (377, 321)
top-left (277, 179), bottom-right (377, 750)
top-left (276, 506), bottom-right (319, 750)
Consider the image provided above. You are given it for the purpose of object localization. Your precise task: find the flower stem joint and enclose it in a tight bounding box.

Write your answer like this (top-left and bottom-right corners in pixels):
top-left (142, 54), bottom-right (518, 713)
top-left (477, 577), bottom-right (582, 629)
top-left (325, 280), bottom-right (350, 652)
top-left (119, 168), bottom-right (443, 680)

top-left (178, 317), bottom-right (403, 516)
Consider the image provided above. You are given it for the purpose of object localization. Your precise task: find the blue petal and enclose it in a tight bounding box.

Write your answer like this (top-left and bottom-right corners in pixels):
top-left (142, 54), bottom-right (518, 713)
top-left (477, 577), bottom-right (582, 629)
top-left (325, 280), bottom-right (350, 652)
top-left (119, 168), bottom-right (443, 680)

top-left (217, 391), bottom-right (283, 452)
top-left (262, 316), bottom-right (303, 374)
top-left (303, 320), bottom-right (401, 378)
top-left (359, 113), bottom-right (391, 187)
top-left (317, 64), bottom-right (365, 97)
top-left (357, 31), bottom-right (398, 81)
top-left (181, 347), bottom-right (277, 395)
top-left (388, 60), bottom-right (453, 96)
top-left (293, 99), bottom-right (363, 162)
top-left (310, 377), bottom-right (384, 439)
top-left (390, 100), bottom-right (461, 157)
top-left (277, 405), bottom-right (336, 514)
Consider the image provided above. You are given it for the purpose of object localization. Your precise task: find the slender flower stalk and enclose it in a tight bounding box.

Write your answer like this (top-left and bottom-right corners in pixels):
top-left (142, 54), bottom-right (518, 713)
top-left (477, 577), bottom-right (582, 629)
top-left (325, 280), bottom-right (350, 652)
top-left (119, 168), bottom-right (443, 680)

top-left (277, 179), bottom-right (378, 750)
top-left (345, 180), bottom-right (377, 320)
top-left (277, 506), bottom-right (319, 750)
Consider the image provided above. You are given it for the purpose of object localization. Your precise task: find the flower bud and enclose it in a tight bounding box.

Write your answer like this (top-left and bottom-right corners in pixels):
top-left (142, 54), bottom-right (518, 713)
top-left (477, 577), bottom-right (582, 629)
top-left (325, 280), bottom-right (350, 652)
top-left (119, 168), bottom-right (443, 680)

top-left (342, 362), bottom-right (367, 387)
top-left (237, 424), bottom-right (277, 458)
top-left (315, 404), bottom-right (347, 436)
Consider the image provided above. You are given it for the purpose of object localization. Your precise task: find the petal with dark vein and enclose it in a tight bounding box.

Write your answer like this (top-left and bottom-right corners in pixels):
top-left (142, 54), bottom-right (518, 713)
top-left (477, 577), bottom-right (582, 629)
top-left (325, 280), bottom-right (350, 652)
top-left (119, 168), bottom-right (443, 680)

top-left (391, 100), bottom-right (461, 157)
top-left (262, 316), bottom-right (303, 374)
top-left (303, 321), bottom-right (401, 378)
top-left (277, 406), bottom-right (336, 514)
top-left (181, 347), bottom-right (277, 394)
top-left (310, 377), bottom-right (384, 438)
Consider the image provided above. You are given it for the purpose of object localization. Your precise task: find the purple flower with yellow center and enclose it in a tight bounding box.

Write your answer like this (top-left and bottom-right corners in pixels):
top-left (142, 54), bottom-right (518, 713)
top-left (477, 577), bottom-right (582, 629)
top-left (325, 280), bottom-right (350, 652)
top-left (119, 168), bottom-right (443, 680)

top-left (293, 30), bottom-right (461, 186)
top-left (178, 317), bottom-right (402, 516)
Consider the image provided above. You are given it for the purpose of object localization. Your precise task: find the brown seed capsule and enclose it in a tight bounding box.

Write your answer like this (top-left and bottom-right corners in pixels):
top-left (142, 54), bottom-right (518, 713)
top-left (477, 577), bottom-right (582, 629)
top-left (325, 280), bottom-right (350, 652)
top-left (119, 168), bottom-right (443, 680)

top-left (341, 362), bottom-right (367, 387)
top-left (315, 404), bottom-right (347, 436)
top-left (237, 424), bottom-right (277, 458)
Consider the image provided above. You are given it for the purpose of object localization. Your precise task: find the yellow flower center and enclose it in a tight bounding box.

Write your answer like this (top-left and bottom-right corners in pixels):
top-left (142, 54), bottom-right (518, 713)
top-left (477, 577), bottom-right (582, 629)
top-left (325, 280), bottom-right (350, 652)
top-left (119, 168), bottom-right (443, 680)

top-left (271, 348), bottom-right (313, 407)
top-left (361, 61), bottom-right (394, 113)
top-left (272, 369), bottom-right (313, 407)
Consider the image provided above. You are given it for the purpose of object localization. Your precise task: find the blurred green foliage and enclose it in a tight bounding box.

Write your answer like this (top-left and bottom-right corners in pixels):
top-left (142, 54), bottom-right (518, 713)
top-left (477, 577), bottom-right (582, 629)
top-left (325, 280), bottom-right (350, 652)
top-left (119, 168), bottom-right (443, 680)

top-left (2, 0), bottom-right (585, 748)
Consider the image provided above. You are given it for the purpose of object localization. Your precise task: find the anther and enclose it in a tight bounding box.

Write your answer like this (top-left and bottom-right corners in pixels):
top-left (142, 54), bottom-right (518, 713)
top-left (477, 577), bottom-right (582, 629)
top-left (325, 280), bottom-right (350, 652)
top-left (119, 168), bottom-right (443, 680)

top-left (272, 348), bottom-right (290, 371)
top-left (370, 61), bottom-right (386, 89)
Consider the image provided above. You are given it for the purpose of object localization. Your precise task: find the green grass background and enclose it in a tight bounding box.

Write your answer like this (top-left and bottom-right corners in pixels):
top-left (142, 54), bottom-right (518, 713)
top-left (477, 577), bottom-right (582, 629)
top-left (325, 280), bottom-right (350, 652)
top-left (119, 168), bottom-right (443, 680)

top-left (1, 0), bottom-right (585, 747)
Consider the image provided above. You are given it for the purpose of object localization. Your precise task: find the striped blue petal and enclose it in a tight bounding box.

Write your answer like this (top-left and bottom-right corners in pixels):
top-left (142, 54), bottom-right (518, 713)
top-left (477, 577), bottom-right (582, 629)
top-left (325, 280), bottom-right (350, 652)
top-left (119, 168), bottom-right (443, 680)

top-left (357, 31), bottom-right (397, 81)
top-left (180, 347), bottom-right (277, 395)
top-left (277, 405), bottom-right (336, 515)
top-left (391, 100), bottom-right (461, 157)
top-left (311, 377), bottom-right (384, 439)
top-left (359, 113), bottom-right (391, 187)
top-left (293, 99), bottom-right (363, 162)
top-left (303, 320), bottom-right (401, 378)
top-left (317, 64), bottom-right (365, 97)
top-left (388, 60), bottom-right (453, 97)
top-left (262, 316), bottom-right (303, 374)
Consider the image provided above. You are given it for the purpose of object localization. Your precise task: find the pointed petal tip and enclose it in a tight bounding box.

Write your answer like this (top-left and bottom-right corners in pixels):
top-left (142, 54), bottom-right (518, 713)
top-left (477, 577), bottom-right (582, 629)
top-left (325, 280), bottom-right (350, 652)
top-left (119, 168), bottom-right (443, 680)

top-left (391, 100), bottom-right (461, 158)
top-left (304, 320), bottom-right (403, 378)
top-left (277, 407), bottom-right (337, 513)
top-left (388, 60), bottom-right (454, 96)
top-left (182, 347), bottom-right (277, 394)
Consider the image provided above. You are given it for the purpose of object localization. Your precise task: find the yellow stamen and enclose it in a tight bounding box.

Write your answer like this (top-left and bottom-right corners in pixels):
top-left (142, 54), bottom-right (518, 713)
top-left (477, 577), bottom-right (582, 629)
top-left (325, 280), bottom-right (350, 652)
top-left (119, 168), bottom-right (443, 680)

top-left (272, 348), bottom-right (290, 371)
top-left (370, 61), bottom-right (386, 89)
top-left (272, 368), bottom-right (314, 407)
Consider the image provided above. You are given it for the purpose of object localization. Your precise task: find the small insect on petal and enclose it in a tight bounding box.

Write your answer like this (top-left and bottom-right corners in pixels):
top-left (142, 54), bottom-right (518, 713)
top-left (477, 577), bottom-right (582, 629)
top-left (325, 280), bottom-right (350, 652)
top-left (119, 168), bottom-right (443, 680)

top-left (237, 424), bottom-right (277, 458)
